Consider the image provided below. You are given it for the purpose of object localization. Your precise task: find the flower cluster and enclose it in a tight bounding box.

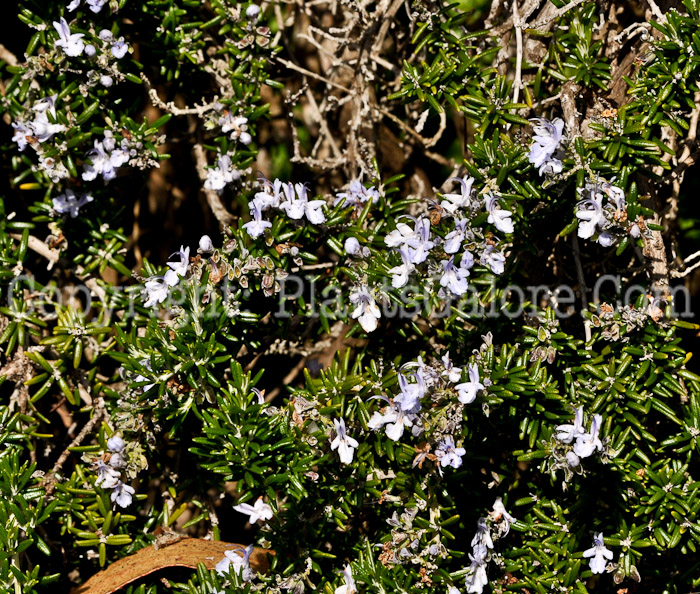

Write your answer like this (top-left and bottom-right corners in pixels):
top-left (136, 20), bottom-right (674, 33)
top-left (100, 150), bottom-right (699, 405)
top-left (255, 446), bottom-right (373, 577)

top-left (68, 0), bottom-right (107, 13)
top-left (204, 153), bottom-right (242, 192)
top-left (459, 498), bottom-right (516, 594)
top-left (3, 0), bottom-right (696, 591)
top-left (377, 173), bottom-right (513, 308)
top-left (244, 177), bottom-right (327, 238)
top-left (206, 104), bottom-right (253, 145)
top-left (334, 178), bottom-right (380, 207)
top-left (11, 94), bottom-right (65, 152)
top-left (434, 435), bottom-right (466, 469)
top-left (83, 29), bottom-right (130, 88)
top-left (142, 244), bottom-right (191, 307)
top-left (82, 133), bottom-right (130, 182)
top-left (94, 435), bottom-right (135, 508)
top-left (369, 369), bottom-right (426, 442)
top-left (575, 177), bottom-right (641, 246)
top-left (385, 216), bottom-right (435, 287)
top-left (553, 406), bottom-right (605, 470)
top-left (368, 355), bottom-right (484, 468)
top-left (6, 12), bottom-right (145, 214)
top-left (53, 15), bottom-right (131, 84)
top-left (590, 300), bottom-right (663, 342)
top-left (378, 505), bottom-right (450, 567)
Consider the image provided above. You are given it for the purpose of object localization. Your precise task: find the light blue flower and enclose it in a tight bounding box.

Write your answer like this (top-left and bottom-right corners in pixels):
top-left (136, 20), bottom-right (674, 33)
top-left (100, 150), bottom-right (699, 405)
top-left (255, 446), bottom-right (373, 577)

top-left (470, 518), bottom-right (493, 550)
top-left (385, 216), bottom-right (434, 264)
top-left (455, 364), bottom-right (483, 404)
top-left (111, 38), bottom-right (128, 59)
top-left (528, 117), bottom-right (566, 175)
top-left (243, 202), bottom-right (272, 239)
top-left (95, 460), bottom-right (120, 489)
top-left (82, 137), bottom-right (129, 181)
top-left (68, 0), bottom-right (107, 12)
top-left (11, 122), bottom-right (31, 151)
top-left (407, 217), bottom-right (434, 264)
top-left (31, 111), bottom-right (66, 143)
top-left (480, 245), bottom-right (505, 275)
top-left (330, 418), bottom-right (359, 464)
top-left (394, 372), bottom-right (425, 413)
top-left (349, 285), bottom-right (381, 333)
top-left (143, 277), bottom-right (170, 307)
top-left (334, 178), bottom-right (379, 207)
top-left (441, 176), bottom-right (476, 213)
top-left (440, 256), bottom-right (470, 297)
top-left (464, 543), bottom-right (488, 593)
top-left (34, 94), bottom-right (58, 119)
top-left (576, 194), bottom-right (605, 239)
top-left (555, 406), bottom-right (585, 444)
top-left (444, 218), bottom-right (469, 254)
top-left (204, 153), bottom-right (240, 191)
top-left (111, 480), bottom-right (135, 508)
top-left (435, 436), bottom-right (466, 469)
top-left (218, 111), bottom-right (252, 144)
top-left (573, 414), bottom-right (603, 458)
top-left (334, 564), bottom-right (356, 594)
top-left (53, 190), bottom-right (93, 218)
top-left (385, 218), bottom-right (418, 248)
top-left (167, 246), bottom-right (190, 278)
top-left (53, 18), bottom-right (85, 57)
top-left (583, 533), bottom-right (613, 574)
top-left (485, 192), bottom-right (514, 234)
top-left (441, 352), bottom-right (462, 383)
top-left (216, 544), bottom-right (255, 580)
top-left (388, 247), bottom-right (415, 288)
top-left (233, 497), bottom-right (273, 524)
top-left (367, 402), bottom-right (417, 442)
top-left (279, 182), bottom-right (326, 224)
top-left (252, 176), bottom-right (284, 211)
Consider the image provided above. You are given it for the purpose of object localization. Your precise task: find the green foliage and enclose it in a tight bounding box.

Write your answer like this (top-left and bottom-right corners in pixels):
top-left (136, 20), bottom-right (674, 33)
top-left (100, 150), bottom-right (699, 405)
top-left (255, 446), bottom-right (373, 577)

top-left (1, 0), bottom-right (700, 592)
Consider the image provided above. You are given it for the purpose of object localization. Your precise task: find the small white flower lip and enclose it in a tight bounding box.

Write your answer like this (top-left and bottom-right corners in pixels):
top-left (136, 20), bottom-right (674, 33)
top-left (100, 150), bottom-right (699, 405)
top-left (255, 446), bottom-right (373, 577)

top-left (233, 497), bottom-right (274, 524)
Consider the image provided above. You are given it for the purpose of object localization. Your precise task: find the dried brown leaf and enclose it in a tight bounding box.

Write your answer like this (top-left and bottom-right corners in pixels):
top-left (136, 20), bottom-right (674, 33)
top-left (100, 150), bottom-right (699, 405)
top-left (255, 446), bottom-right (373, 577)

top-left (70, 538), bottom-right (273, 594)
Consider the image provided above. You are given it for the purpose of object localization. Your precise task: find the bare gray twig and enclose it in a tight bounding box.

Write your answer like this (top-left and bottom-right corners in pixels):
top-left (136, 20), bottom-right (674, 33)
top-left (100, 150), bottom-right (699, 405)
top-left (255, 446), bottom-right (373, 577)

top-left (9, 234), bottom-right (60, 269)
top-left (43, 398), bottom-right (106, 496)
